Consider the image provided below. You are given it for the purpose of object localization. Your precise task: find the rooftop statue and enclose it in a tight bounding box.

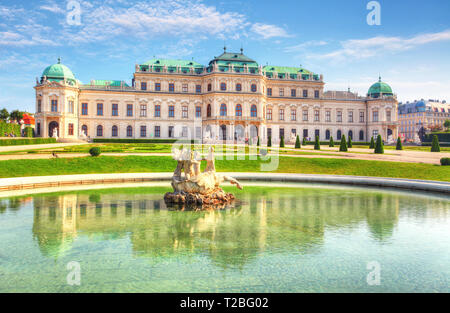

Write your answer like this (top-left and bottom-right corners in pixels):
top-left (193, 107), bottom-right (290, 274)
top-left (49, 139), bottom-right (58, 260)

top-left (164, 146), bottom-right (242, 209)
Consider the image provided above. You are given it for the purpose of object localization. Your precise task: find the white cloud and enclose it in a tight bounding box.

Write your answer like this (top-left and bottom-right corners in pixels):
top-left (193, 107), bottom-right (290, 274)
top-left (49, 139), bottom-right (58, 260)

top-left (310, 30), bottom-right (450, 61)
top-left (285, 40), bottom-right (328, 52)
top-left (40, 4), bottom-right (65, 14)
top-left (251, 23), bottom-right (290, 39)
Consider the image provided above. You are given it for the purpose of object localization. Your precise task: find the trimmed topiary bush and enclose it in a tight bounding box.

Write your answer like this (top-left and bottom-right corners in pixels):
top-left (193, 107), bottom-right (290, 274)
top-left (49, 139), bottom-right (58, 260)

top-left (339, 135), bottom-right (348, 152)
top-left (24, 126), bottom-right (34, 138)
top-left (374, 135), bottom-right (384, 154)
top-left (396, 137), bottom-right (403, 150)
top-left (257, 137), bottom-right (260, 147)
top-left (369, 136), bottom-right (375, 149)
top-left (347, 136), bottom-right (352, 148)
top-left (302, 137), bottom-right (307, 146)
top-left (89, 147), bottom-right (101, 157)
top-left (314, 136), bottom-right (320, 150)
top-left (329, 136), bottom-right (334, 147)
top-left (267, 136), bottom-right (272, 147)
top-left (431, 135), bottom-right (440, 152)
top-left (280, 136), bottom-right (285, 148)
top-left (295, 135), bottom-right (301, 149)
top-left (440, 158), bottom-right (450, 166)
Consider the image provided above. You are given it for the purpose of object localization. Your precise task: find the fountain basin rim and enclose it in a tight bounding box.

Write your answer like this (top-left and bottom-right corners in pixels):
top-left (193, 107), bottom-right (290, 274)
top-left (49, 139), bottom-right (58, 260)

top-left (0, 172), bottom-right (448, 195)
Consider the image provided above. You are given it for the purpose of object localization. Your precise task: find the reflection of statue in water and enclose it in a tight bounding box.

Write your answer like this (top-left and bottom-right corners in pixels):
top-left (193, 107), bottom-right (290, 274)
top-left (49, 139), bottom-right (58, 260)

top-left (165, 146), bottom-right (242, 208)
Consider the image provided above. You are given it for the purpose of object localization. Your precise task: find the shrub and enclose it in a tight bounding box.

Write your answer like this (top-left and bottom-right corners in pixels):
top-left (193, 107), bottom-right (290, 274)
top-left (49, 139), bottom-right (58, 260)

top-left (267, 136), bottom-right (272, 147)
top-left (374, 135), bottom-right (384, 154)
top-left (431, 135), bottom-right (441, 152)
top-left (329, 136), bottom-right (334, 147)
top-left (347, 136), bottom-right (352, 148)
top-left (93, 138), bottom-right (178, 144)
top-left (314, 136), bottom-right (320, 150)
top-left (339, 135), bottom-right (348, 152)
top-left (24, 126), bottom-right (34, 138)
top-left (369, 136), bottom-right (375, 149)
top-left (0, 121), bottom-right (20, 137)
top-left (0, 138), bottom-right (56, 146)
top-left (295, 135), bottom-right (301, 149)
top-left (440, 158), bottom-right (450, 166)
top-left (89, 147), bottom-right (101, 157)
top-left (396, 137), bottom-right (403, 150)
top-left (280, 136), bottom-right (285, 148)
top-left (257, 137), bottom-right (260, 147)
top-left (302, 137), bottom-right (307, 146)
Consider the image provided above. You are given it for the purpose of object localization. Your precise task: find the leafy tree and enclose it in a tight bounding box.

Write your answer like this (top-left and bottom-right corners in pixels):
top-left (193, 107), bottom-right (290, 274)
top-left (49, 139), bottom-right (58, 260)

top-left (339, 135), bottom-right (348, 152)
top-left (347, 136), bottom-right (352, 148)
top-left (431, 135), bottom-right (440, 152)
top-left (10, 110), bottom-right (24, 123)
top-left (444, 119), bottom-right (450, 131)
top-left (396, 137), bottom-right (403, 150)
top-left (369, 136), bottom-right (375, 149)
top-left (267, 136), bottom-right (272, 147)
top-left (329, 136), bottom-right (334, 147)
top-left (374, 135), bottom-right (384, 154)
top-left (295, 135), bottom-right (301, 149)
top-left (280, 136), bottom-right (285, 148)
top-left (314, 136), bottom-right (320, 150)
top-left (0, 108), bottom-right (9, 121)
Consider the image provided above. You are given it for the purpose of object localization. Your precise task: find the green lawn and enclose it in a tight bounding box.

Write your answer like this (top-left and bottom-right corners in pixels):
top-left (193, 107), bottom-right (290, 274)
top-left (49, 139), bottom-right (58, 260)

top-left (0, 155), bottom-right (448, 181)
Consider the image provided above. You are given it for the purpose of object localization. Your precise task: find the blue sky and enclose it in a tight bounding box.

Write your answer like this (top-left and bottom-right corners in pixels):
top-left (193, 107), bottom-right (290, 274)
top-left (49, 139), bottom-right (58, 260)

top-left (1, 0), bottom-right (450, 112)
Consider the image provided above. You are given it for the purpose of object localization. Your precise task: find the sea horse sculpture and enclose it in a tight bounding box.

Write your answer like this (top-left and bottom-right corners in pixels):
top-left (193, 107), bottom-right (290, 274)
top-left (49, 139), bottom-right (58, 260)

top-left (164, 146), bottom-right (242, 208)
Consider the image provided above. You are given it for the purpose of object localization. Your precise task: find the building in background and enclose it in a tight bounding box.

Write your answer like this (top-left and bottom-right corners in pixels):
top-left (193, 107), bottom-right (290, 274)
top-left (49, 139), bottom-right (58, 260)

top-left (34, 50), bottom-right (398, 143)
top-left (398, 100), bottom-right (450, 140)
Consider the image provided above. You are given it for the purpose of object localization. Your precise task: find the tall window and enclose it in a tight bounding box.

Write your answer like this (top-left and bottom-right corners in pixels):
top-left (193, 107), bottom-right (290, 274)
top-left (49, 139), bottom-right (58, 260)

top-left (168, 126), bottom-right (174, 138)
top-left (303, 129), bottom-right (308, 139)
top-left (182, 84), bottom-right (188, 92)
top-left (337, 130), bottom-right (342, 140)
top-left (359, 130), bottom-right (364, 141)
top-left (208, 83), bottom-right (212, 91)
top-left (291, 109), bottom-right (296, 121)
top-left (386, 110), bottom-right (391, 122)
top-left (126, 126), bottom-right (133, 137)
top-left (155, 105), bottom-right (161, 117)
top-left (251, 105), bottom-right (257, 117)
top-left (348, 111), bottom-right (353, 123)
top-left (279, 109), bottom-right (284, 121)
top-left (140, 126), bottom-right (147, 137)
top-left (155, 83), bottom-right (161, 91)
top-left (82, 103), bottom-right (88, 115)
top-left (37, 100), bottom-right (41, 113)
top-left (196, 85), bottom-right (201, 93)
top-left (169, 83), bottom-right (175, 92)
top-left (373, 130), bottom-right (379, 138)
top-left (97, 125), bottom-right (103, 137)
top-left (68, 101), bottom-right (74, 114)
top-left (82, 125), bottom-right (88, 136)
top-left (279, 128), bottom-right (285, 140)
top-left (291, 89), bottom-right (296, 97)
top-left (314, 110), bottom-right (320, 122)
top-left (326, 111), bottom-right (331, 122)
top-left (140, 104), bottom-right (147, 117)
top-left (36, 123), bottom-right (41, 136)
top-left (348, 130), bottom-right (353, 140)
top-left (267, 128), bottom-right (272, 139)
top-left (337, 111), bottom-right (343, 122)
top-left (251, 84), bottom-right (257, 92)
top-left (207, 104), bottom-right (211, 117)
top-left (97, 103), bottom-right (103, 116)
top-left (51, 100), bottom-right (58, 112)
top-left (127, 104), bottom-right (133, 117)
top-left (68, 123), bottom-right (74, 136)
top-left (112, 125), bottom-right (118, 137)
top-left (220, 104), bottom-right (227, 116)
top-left (169, 105), bottom-right (175, 118)
top-left (141, 82), bottom-right (147, 90)
top-left (112, 103), bottom-right (118, 116)
top-left (303, 89), bottom-right (308, 98)
top-left (267, 88), bottom-right (272, 96)
top-left (182, 106), bottom-right (188, 118)
top-left (236, 104), bottom-right (242, 117)
top-left (196, 106), bottom-right (201, 118)
top-left (326, 129), bottom-right (330, 140)
top-left (236, 83), bottom-right (242, 91)
top-left (220, 83), bottom-right (227, 91)
top-left (373, 111), bottom-right (379, 122)
top-left (279, 88), bottom-right (284, 97)
top-left (359, 111), bottom-right (365, 123)
top-left (314, 90), bottom-right (320, 99)
top-left (267, 108), bottom-right (272, 120)
top-left (303, 110), bottom-right (308, 121)
top-left (154, 126), bottom-right (160, 138)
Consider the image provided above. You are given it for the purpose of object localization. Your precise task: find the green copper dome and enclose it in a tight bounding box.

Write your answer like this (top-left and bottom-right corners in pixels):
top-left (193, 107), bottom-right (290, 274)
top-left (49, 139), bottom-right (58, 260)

top-left (41, 58), bottom-right (76, 82)
top-left (368, 77), bottom-right (393, 98)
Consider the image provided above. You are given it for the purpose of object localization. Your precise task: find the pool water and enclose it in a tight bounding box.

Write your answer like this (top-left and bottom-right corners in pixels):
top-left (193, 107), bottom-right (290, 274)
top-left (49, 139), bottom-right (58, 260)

top-left (0, 185), bottom-right (449, 292)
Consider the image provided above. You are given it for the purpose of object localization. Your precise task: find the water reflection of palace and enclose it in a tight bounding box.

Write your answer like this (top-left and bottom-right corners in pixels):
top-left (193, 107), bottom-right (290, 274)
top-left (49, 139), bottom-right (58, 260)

top-left (27, 189), bottom-right (449, 268)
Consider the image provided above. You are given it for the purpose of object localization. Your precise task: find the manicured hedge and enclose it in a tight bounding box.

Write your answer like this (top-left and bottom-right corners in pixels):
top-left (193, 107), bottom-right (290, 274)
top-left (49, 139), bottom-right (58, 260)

top-left (0, 122), bottom-right (20, 137)
top-left (303, 141), bottom-right (371, 146)
top-left (93, 138), bottom-right (180, 144)
top-left (441, 158), bottom-right (450, 166)
top-left (0, 138), bottom-right (57, 146)
top-left (424, 132), bottom-right (450, 143)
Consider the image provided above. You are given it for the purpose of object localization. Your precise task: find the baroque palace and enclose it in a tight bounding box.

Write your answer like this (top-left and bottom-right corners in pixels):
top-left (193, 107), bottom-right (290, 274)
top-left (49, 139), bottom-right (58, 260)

top-left (34, 49), bottom-right (398, 144)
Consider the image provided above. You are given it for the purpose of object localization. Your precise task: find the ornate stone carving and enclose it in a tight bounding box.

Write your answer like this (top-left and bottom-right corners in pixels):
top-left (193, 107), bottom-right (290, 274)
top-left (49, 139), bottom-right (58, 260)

top-left (164, 147), bottom-right (242, 209)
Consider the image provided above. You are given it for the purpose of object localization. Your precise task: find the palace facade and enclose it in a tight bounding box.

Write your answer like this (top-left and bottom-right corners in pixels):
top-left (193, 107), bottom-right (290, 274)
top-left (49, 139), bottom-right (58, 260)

top-left (34, 49), bottom-right (398, 144)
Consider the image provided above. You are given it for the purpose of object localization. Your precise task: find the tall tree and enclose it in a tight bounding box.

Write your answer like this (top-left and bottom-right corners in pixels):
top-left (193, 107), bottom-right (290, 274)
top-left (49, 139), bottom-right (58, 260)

top-left (10, 110), bottom-right (24, 122)
top-left (0, 108), bottom-right (9, 121)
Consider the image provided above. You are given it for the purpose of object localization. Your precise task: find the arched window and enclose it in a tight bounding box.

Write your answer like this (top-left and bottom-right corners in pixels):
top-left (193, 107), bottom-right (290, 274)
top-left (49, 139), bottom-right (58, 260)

top-left (81, 125), bottom-right (88, 136)
top-left (348, 130), bottom-right (353, 140)
top-left (235, 104), bottom-right (242, 117)
top-left (220, 104), bottom-right (227, 116)
top-left (251, 105), bottom-right (257, 117)
top-left (251, 84), bottom-right (257, 92)
top-left (112, 125), bottom-right (118, 137)
top-left (236, 83), bottom-right (242, 91)
top-left (207, 104), bottom-right (211, 117)
top-left (326, 129), bottom-right (331, 140)
top-left (359, 130), bottom-right (364, 141)
top-left (96, 125), bottom-right (103, 137)
top-left (337, 130), bottom-right (342, 140)
top-left (220, 83), bottom-right (227, 91)
top-left (127, 126), bottom-right (133, 137)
